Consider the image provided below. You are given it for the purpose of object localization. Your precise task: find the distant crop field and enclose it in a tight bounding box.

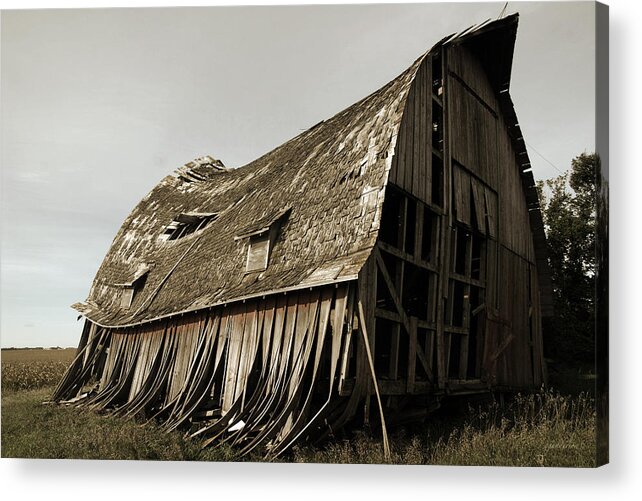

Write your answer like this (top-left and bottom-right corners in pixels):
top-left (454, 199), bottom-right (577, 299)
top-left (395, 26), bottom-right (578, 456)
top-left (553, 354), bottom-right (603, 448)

top-left (1, 348), bottom-right (76, 393)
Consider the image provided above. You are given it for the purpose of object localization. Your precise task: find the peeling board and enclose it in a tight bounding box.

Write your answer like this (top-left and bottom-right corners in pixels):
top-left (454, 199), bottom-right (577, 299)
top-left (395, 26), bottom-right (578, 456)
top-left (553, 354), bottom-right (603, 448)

top-left (453, 164), bottom-right (471, 226)
top-left (471, 177), bottom-right (487, 234)
top-left (484, 186), bottom-right (498, 239)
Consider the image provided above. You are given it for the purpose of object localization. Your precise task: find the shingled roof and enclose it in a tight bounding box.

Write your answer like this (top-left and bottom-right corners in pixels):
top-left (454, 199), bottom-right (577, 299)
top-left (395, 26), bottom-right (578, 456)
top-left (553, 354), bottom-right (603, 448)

top-left (73, 53), bottom-right (426, 328)
top-left (74, 14), bottom-right (549, 328)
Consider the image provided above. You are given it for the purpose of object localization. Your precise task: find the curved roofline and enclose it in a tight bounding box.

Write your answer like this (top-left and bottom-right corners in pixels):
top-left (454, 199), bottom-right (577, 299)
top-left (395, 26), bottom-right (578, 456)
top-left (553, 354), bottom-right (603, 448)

top-left (76, 50), bottom-right (427, 327)
top-left (74, 13), bottom-right (552, 328)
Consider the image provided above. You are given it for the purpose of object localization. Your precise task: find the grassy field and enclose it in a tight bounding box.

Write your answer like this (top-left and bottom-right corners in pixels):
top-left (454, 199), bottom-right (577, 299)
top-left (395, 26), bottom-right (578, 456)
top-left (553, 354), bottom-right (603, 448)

top-left (1, 348), bottom-right (597, 466)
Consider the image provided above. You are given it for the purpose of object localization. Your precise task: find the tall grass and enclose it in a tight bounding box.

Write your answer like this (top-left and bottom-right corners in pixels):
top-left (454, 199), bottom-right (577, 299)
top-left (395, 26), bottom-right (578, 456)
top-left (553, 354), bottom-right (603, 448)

top-left (427, 391), bottom-right (595, 467)
top-left (3, 387), bottom-right (594, 465)
top-left (1, 388), bottom-right (249, 461)
top-left (292, 391), bottom-right (596, 467)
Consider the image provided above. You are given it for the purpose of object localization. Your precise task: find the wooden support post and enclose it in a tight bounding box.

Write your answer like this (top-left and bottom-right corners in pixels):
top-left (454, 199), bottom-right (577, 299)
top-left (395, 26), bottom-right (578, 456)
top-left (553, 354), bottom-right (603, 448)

top-left (425, 56), bottom-right (433, 202)
top-left (407, 316), bottom-right (418, 393)
top-left (414, 201), bottom-right (423, 259)
top-left (427, 330), bottom-right (436, 377)
top-left (338, 287), bottom-right (355, 394)
top-left (389, 322), bottom-right (400, 381)
top-left (363, 395), bottom-right (371, 428)
top-left (375, 247), bottom-right (432, 379)
top-left (435, 45), bottom-right (452, 389)
top-left (459, 231), bottom-right (473, 380)
top-left (393, 191), bottom-right (407, 383)
top-left (357, 300), bottom-right (390, 461)
top-left (360, 255), bottom-right (377, 385)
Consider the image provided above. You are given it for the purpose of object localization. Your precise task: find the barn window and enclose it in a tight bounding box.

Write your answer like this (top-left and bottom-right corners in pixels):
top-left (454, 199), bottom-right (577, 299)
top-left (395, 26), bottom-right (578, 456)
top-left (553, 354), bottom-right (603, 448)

top-left (235, 207), bottom-right (291, 273)
top-left (421, 206), bottom-right (439, 262)
top-left (161, 212), bottom-right (217, 241)
top-left (379, 185), bottom-right (404, 249)
top-left (431, 52), bottom-right (443, 96)
top-left (374, 317), bottom-right (396, 378)
top-left (404, 197), bottom-right (417, 255)
top-left (402, 263), bottom-right (430, 320)
top-left (114, 265), bottom-right (150, 310)
top-left (120, 287), bottom-right (135, 309)
top-left (246, 232), bottom-right (271, 272)
top-left (432, 100), bottom-right (444, 152)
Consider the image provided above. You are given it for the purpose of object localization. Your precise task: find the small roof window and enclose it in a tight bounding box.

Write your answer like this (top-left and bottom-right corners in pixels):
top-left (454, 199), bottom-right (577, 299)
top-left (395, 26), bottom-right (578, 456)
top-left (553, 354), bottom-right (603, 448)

top-left (235, 207), bottom-right (291, 274)
top-left (246, 231), bottom-right (271, 273)
top-left (161, 212), bottom-right (217, 241)
top-left (113, 265), bottom-right (151, 310)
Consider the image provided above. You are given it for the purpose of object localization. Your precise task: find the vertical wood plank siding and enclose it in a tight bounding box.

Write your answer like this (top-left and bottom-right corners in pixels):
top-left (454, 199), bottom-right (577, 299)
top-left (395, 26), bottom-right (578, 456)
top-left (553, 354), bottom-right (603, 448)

top-left (382, 43), bottom-right (544, 393)
top-left (445, 44), bottom-right (543, 389)
top-left (390, 55), bottom-right (433, 205)
top-left (54, 283), bottom-right (359, 458)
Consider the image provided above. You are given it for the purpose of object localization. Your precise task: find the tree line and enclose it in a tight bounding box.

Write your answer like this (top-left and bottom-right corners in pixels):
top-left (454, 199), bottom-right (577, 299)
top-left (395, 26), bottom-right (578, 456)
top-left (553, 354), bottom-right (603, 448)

top-left (537, 152), bottom-right (602, 366)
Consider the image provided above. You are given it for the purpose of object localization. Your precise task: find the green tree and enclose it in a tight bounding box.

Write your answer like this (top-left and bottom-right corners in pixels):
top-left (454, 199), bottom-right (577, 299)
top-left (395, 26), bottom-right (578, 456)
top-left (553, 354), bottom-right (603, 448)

top-left (536, 153), bottom-right (599, 363)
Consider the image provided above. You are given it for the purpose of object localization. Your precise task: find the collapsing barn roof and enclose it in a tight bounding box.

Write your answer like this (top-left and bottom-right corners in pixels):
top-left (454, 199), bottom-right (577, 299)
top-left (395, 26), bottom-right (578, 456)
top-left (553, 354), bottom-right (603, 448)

top-left (72, 13), bottom-right (550, 329)
top-left (56, 14), bottom-right (555, 460)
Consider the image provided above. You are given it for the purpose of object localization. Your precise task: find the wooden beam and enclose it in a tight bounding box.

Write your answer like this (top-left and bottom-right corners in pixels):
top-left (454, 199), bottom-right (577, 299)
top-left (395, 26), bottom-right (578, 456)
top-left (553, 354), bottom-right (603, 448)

top-left (459, 232), bottom-right (473, 380)
top-left (488, 333), bottom-right (515, 363)
top-left (374, 308), bottom-right (436, 330)
top-left (375, 307), bottom-right (401, 323)
top-left (472, 303), bottom-right (486, 316)
top-left (389, 323), bottom-right (400, 381)
top-left (338, 287), bottom-right (354, 394)
top-left (377, 241), bottom-right (438, 273)
top-left (416, 339), bottom-right (433, 383)
top-left (358, 255), bottom-right (377, 396)
top-left (374, 247), bottom-right (432, 378)
top-left (378, 379), bottom-right (408, 395)
top-left (357, 299), bottom-right (390, 461)
top-left (436, 45), bottom-right (452, 388)
top-left (445, 325), bottom-right (470, 335)
top-left (424, 57), bottom-right (433, 203)
top-left (426, 330), bottom-right (436, 379)
top-left (407, 316), bottom-right (417, 392)
top-left (414, 192), bottom-right (424, 259)
top-left (375, 248), bottom-right (411, 337)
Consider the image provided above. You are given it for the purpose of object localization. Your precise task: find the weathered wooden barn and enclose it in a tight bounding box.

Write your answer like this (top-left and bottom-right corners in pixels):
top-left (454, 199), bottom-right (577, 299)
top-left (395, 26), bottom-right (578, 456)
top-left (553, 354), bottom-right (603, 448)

top-left (55, 14), bottom-right (552, 458)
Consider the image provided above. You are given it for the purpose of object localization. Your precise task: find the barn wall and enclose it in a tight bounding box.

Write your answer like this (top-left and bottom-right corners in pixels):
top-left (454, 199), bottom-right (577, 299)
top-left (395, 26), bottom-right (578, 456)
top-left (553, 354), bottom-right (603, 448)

top-left (388, 55), bottom-right (435, 206)
top-left (54, 282), bottom-right (362, 457)
top-left (446, 44), bottom-right (543, 388)
top-left (382, 44), bottom-right (544, 392)
top-left (497, 114), bottom-right (537, 262)
top-left (448, 78), bottom-right (499, 186)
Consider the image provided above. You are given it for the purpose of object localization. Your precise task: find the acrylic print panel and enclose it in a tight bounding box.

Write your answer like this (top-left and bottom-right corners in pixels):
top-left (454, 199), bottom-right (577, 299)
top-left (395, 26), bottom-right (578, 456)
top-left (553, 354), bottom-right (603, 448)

top-left (0, 1), bottom-right (607, 468)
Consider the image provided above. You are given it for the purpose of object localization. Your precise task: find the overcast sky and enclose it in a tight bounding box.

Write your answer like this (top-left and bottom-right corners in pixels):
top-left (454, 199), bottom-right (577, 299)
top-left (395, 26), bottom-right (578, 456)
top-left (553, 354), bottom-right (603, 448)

top-left (0, 1), bottom-right (596, 348)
